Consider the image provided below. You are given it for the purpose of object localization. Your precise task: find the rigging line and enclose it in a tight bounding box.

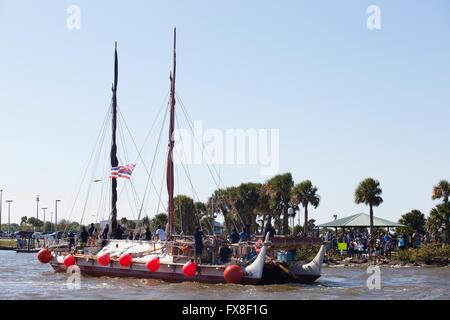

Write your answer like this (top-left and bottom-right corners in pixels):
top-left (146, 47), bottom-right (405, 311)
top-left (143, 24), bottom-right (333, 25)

top-left (99, 178), bottom-right (128, 226)
top-left (174, 112), bottom-right (199, 203)
top-left (175, 99), bottom-right (222, 195)
top-left (84, 112), bottom-right (110, 225)
top-left (80, 120), bottom-right (108, 227)
top-left (70, 106), bottom-right (111, 230)
top-left (175, 91), bottom-right (224, 188)
top-left (174, 114), bottom-right (216, 237)
top-left (118, 105), bottom-right (168, 215)
top-left (64, 104), bottom-right (111, 230)
top-left (129, 103), bottom-right (169, 220)
top-left (133, 91), bottom-right (169, 165)
top-left (175, 166), bottom-right (183, 234)
top-left (130, 180), bottom-right (150, 229)
top-left (176, 94), bottom-right (247, 232)
top-left (155, 148), bottom-right (169, 217)
top-left (96, 145), bottom-right (108, 223)
top-left (95, 143), bottom-right (110, 224)
top-left (117, 112), bottom-right (130, 165)
top-left (125, 176), bottom-right (144, 225)
top-left (117, 123), bottom-right (143, 225)
top-left (123, 182), bottom-right (136, 223)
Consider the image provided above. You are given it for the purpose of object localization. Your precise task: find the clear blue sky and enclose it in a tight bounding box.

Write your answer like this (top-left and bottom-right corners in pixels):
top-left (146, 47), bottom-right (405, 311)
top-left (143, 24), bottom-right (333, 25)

top-left (1, 0), bottom-right (450, 226)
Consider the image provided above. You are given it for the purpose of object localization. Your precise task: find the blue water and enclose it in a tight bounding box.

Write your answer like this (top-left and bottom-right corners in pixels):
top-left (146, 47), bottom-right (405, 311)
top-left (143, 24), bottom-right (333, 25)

top-left (0, 251), bottom-right (448, 299)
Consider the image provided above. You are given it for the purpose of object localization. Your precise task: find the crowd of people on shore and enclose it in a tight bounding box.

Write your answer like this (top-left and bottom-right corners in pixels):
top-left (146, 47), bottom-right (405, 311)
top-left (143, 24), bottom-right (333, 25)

top-left (323, 229), bottom-right (438, 262)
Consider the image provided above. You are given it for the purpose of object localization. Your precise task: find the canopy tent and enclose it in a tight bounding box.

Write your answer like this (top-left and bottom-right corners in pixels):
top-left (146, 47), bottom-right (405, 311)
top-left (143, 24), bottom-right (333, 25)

top-left (317, 213), bottom-right (404, 229)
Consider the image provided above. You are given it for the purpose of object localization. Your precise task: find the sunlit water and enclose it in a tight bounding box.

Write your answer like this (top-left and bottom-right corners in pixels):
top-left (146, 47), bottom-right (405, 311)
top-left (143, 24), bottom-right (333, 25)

top-left (0, 251), bottom-right (448, 300)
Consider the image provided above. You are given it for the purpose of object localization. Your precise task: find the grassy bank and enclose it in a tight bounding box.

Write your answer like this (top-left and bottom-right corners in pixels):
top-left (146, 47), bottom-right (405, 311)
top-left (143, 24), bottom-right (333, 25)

top-left (0, 238), bottom-right (16, 249)
top-left (396, 243), bottom-right (450, 264)
top-left (324, 243), bottom-right (450, 266)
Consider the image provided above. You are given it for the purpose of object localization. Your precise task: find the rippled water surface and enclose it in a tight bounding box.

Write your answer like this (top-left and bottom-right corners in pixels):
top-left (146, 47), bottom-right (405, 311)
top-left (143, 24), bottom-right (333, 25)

top-left (0, 251), bottom-right (448, 300)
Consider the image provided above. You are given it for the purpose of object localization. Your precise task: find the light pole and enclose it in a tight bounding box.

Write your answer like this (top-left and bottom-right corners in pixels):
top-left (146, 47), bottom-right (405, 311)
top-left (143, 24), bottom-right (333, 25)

top-left (36, 195), bottom-right (40, 221)
top-left (42, 207), bottom-right (48, 232)
top-left (288, 207), bottom-right (295, 235)
top-left (6, 200), bottom-right (12, 235)
top-left (0, 189), bottom-right (3, 230)
top-left (55, 200), bottom-right (61, 230)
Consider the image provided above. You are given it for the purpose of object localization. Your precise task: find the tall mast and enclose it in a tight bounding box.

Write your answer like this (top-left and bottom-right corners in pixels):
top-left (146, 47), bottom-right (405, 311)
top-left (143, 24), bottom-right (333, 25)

top-left (110, 42), bottom-right (119, 237)
top-left (167, 28), bottom-right (176, 237)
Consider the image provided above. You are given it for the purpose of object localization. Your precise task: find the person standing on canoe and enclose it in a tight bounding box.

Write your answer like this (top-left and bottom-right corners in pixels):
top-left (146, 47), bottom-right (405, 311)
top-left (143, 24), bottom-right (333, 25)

top-left (80, 226), bottom-right (89, 248)
top-left (229, 228), bottom-right (240, 244)
top-left (193, 227), bottom-right (204, 262)
top-left (144, 226), bottom-right (152, 241)
top-left (155, 226), bottom-right (166, 241)
top-left (101, 224), bottom-right (109, 248)
top-left (264, 222), bottom-right (276, 240)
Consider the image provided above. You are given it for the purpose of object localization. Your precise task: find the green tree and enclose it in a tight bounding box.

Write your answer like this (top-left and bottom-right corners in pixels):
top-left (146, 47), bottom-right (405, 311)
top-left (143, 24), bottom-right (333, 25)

top-left (1, 223), bottom-right (20, 233)
top-left (43, 221), bottom-right (53, 232)
top-left (208, 187), bottom-right (239, 233)
top-left (56, 219), bottom-right (71, 232)
top-left (256, 185), bottom-right (271, 234)
top-left (291, 180), bottom-right (320, 234)
top-left (27, 217), bottom-right (44, 230)
top-left (20, 216), bottom-right (28, 225)
top-left (234, 183), bottom-right (263, 233)
top-left (398, 210), bottom-right (426, 234)
top-left (427, 203), bottom-right (450, 243)
top-left (355, 178), bottom-right (383, 234)
top-left (432, 180), bottom-right (449, 203)
top-left (265, 173), bottom-right (294, 235)
top-left (68, 221), bottom-right (80, 232)
top-left (151, 213), bottom-right (168, 231)
top-left (120, 217), bottom-right (128, 227)
top-left (142, 216), bottom-right (150, 227)
top-left (174, 195), bottom-right (197, 235)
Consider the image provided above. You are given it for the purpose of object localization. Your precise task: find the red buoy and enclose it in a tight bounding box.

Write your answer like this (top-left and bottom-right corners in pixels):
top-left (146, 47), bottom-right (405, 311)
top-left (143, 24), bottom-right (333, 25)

top-left (118, 253), bottom-right (133, 267)
top-left (37, 248), bottom-right (52, 264)
top-left (146, 257), bottom-right (160, 272)
top-left (224, 265), bottom-right (244, 284)
top-left (97, 253), bottom-right (111, 266)
top-left (63, 254), bottom-right (76, 267)
top-left (183, 260), bottom-right (197, 277)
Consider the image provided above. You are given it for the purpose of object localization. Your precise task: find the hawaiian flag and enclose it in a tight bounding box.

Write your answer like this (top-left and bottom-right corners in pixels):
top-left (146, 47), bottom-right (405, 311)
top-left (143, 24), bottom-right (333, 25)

top-left (111, 164), bottom-right (135, 179)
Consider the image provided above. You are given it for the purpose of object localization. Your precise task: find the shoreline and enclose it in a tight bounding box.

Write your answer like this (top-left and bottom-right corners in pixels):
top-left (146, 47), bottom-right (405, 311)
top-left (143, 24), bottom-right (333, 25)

top-left (323, 257), bottom-right (449, 268)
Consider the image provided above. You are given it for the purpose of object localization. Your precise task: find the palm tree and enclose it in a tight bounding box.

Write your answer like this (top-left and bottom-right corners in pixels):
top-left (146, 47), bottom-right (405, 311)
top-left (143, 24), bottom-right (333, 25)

top-left (291, 180), bottom-right (320, 234)
top-left (265, 173), bottom-right (294, 235)
top-left (20, 216), bottom-right (28, 225)
top-left (427, 203), bottom-right (450, 243)
top-left (432, 180), bottom-right (449, 203)
top-left (142, 215), bottom-right (150, 227)
top-left (174, 195), bottom-right (197, 235)
top-left (354, 178), bottom-right (383, 234)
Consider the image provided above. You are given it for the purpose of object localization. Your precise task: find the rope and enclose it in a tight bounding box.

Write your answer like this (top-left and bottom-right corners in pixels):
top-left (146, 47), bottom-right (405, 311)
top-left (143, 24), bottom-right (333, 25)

top-left (64, 104), bottom-right (111, 232)
top-left (176, 91), bottom-right (225, 189)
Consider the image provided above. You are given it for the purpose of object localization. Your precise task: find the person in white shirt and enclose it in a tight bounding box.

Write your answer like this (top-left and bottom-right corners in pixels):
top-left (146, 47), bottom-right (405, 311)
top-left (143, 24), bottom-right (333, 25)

top-left (155, 225), bottom-right (166, 241)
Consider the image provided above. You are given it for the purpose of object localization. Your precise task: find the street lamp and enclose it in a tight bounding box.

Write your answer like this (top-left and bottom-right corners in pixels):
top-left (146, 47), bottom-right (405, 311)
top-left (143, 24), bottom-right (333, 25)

top-left (6, 200), bottom-right (12, 235)
top-left (42, 207), bottom-right (48, 232)
top-left (36, 195), bottom-right (40, 220)
top-left (0, 189), bottom-right (3, 229)
top-left (55, 200), bottom-right (61, 229)
top-left (288, 207), bottom-right (295, 235)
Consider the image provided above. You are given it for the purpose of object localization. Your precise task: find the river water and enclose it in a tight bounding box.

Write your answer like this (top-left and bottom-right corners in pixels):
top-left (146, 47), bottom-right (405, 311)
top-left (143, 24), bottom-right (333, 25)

top-left (0, 251), bottom-right (448, 300)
